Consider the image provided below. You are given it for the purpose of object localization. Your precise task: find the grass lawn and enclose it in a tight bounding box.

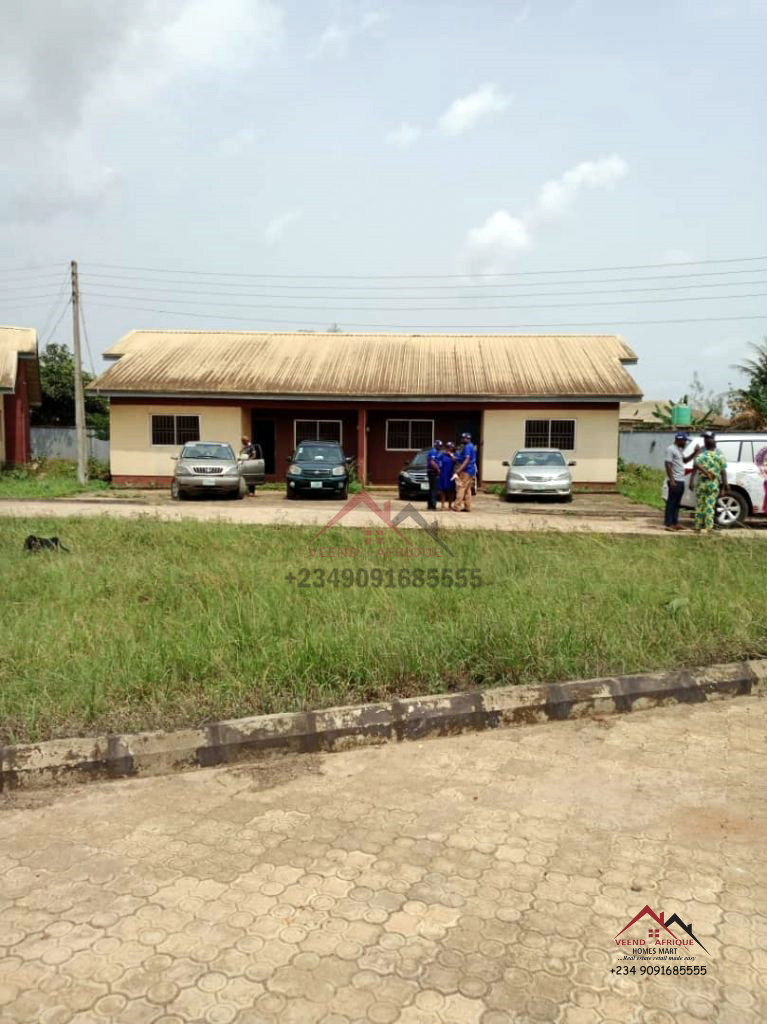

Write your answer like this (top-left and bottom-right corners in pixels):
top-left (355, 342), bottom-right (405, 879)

top-left (0, 459), bottom-right (110, 500)
top-left (618, 462), bottom-right (665, 510)
top-left (2, 516), bottom-right (766, 744)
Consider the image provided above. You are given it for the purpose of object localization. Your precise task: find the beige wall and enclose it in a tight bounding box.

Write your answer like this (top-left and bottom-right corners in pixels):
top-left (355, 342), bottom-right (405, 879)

top-left (110, 403), bottom-right (243, 477)
top-left (481, 406), bottom-right (619, 483)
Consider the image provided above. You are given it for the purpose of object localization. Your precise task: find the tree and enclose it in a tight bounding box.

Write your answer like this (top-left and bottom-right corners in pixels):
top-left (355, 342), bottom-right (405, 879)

top-left (687, 372), bottom-right (726, 417)
top-left (31, 343), bottom-right (110, 439)
top-left (651, 395), bottom-right (716, 429)
top-left (730, 338), bottom-right (767, 429)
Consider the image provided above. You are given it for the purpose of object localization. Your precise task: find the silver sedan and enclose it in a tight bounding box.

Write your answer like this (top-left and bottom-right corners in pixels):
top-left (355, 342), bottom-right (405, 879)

top-left (502, 448), bottom-right (575, 502)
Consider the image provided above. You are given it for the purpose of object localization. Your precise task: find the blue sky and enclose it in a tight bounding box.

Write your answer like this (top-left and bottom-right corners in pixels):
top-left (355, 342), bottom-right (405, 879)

top-left (1, 0), bottom-right (765, 399)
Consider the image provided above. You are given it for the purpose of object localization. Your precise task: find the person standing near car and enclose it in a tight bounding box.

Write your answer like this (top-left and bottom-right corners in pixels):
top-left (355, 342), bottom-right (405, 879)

top-left (691, 431), bottom-right (728, 534)
top-left (438, 441), bottom-right (457, 510)
top-left (426, 440), bottom-right (443, 511)
top-left (453, 432), bottom-right (477, 512)
top-left (663, 432), bottom-right (699, 531)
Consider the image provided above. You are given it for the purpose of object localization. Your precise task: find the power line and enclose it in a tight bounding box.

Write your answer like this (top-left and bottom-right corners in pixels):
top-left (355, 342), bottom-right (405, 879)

top-left (83, 289), bottom-right (767, 313)
top-left (40, 298), bottom-right (72, 347)
top-left (37, 269), bottom-right (72, 342)
top-left (0, 262), bottom-right (66, 276)
top-left (83, 298), bottom-right (767, 331)
top-left (81, 265), bottom-right (767, 292)
top-left (81, 254), bottom-right (767, 281)
top-left (79, 277), bottom-right (767, 304)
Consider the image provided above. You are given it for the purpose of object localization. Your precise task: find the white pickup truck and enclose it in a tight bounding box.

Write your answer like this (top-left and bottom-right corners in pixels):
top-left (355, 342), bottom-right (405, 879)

top-left (663, 432), bottom-right (767, 527)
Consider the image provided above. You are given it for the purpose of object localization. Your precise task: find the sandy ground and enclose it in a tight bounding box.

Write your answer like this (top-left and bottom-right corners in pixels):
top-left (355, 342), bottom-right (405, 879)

top-left (3, 489), bottom-right (763, 537)
top-left (1, 697), bottom-right (765, 1022)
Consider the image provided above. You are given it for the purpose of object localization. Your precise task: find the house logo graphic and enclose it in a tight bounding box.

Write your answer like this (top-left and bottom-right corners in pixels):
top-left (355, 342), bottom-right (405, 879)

top-left (313, 489), bottom-right (453, 555)
top-left (615, 905), bottom-right (709, 954)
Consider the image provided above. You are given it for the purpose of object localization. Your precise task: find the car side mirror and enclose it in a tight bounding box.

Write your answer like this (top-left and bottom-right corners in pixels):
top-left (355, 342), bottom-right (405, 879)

top-left (501, 460), bottom-right (509, 467)
top-left (170, 455), bottom-right (178, 461)
top-left (286, 455), bottom-right (292, 463)
top-left (345, 456), bottom-right (353, 463)
top-left (568, 460), bottom-right (576, 466)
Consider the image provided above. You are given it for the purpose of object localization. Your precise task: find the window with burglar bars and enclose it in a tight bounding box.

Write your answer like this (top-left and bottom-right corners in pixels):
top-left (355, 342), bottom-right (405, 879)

top-left (385, 419), bottom-right (434, 451)
top-left (524, 419), bottom-right (575, 450)
top-left (151, 415), bottom-right (200, 446)
top-left (294, 420), bottom-right (342, 445)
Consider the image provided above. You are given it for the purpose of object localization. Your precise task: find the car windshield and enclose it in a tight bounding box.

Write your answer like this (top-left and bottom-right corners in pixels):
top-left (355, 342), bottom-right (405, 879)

top-left (410, 451), bottom-right (428, 467)
top-left (295, 444), bottom-right (342, 462)
top-left (512, 451), bottom-right (566, 467)
top-left (181, 443), bottom-right (234, 460)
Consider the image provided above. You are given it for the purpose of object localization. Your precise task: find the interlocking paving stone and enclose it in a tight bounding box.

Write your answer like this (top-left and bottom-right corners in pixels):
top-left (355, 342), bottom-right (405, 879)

top-left (1, 697), bottom-right (765, 1022)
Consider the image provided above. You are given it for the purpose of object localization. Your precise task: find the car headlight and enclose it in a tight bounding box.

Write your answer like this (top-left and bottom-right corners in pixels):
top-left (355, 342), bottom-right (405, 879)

top-left (508, 472), bottom-right (523, 481)
top-left (176, 465), bottom-right (193, 476)
top-left (224, 465), bottom-right (240, 475)
top-left (554, 472), bottom-right (570, 481)
top-left (331, 465), bottom-right (346, 477)
top-left (288, 465), bottom-right (302, 476)
top-left (401, 472), bottom-right (413, 482)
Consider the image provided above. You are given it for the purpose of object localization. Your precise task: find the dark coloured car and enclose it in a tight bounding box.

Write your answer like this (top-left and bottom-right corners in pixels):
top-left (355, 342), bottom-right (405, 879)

top-left (398, 449), bottom-right (430, 500)
top-left (398, 448), bottom-right (478, 501)
top-left (286, 440), bottom-right (352, 499)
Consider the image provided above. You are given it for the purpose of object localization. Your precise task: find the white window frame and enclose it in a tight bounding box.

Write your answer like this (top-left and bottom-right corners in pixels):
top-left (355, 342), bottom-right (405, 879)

top-left (293, 419), bottom-right (343, 448)
top-left (524, 418), bottom-right (576, 451)
top-left (150, 414), bottom-right (200, 447)
top-left (385, 418), bottom-right (435, 451)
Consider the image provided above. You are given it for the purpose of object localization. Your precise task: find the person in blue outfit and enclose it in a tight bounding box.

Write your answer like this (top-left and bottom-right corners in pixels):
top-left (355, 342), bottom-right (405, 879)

top-left (438, 441), bottom-right (457, 510)
top-left (425, 440), bottom-right (442, 510)
top-left (453, 433), bottom-right (477, 512)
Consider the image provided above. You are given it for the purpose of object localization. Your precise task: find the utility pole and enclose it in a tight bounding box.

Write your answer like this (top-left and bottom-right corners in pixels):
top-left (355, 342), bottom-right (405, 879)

top-left (71, 260), bottom-right (88, 484)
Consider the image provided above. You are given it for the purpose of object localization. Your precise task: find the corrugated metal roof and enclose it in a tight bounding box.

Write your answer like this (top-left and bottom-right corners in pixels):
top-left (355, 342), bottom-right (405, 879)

top-left (0, 326), bottom-right (39, 400)
top-left (91, 331), bottom-right (642, 400)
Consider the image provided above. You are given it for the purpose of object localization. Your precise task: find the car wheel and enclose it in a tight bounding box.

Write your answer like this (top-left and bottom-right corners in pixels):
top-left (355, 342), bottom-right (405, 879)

top-left (505, 493), bottom-right (514, 502)
top-left (171, 480), bottom-right (185, 501)
top-left (563, 493), bottom-right (573, 503)
top-left (287, 488), bottom-right (296, 500)
top-left (716, 491), bottom-right (748, 528)
top-left (340, 486), bottom-right (348, 501)
top-left (248, 484), bottom-right (256, 494)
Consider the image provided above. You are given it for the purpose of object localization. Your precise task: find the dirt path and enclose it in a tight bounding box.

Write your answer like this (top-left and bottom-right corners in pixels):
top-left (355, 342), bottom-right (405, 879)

top-left (1, 490), bottom-right (751, 537)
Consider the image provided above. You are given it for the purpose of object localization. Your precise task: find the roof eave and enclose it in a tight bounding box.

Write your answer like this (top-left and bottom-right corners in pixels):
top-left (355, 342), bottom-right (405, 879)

top-left (90, 388), bottom-right (640, 403)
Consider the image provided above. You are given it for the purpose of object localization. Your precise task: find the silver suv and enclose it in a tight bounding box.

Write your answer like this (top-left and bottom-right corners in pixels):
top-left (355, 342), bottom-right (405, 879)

top-left (171, 442), bottom-right (246, 500)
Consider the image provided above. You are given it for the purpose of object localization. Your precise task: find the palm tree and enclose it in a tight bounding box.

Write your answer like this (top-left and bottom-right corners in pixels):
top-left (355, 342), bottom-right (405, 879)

top-left (730, 339), bottom-right (767, 429)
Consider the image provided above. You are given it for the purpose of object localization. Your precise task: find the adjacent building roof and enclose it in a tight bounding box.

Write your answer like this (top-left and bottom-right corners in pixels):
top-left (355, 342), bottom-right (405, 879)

top-left (0, 326), bottom-right (41, 403)
top-left (620, 400), bottom-right (729, 429)
top-left (92, 331), bottom-right (641, 401)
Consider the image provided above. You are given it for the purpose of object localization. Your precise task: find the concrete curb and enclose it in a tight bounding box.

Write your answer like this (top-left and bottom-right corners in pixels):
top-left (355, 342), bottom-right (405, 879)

top-left (2, 660), bottom-right (765, 790)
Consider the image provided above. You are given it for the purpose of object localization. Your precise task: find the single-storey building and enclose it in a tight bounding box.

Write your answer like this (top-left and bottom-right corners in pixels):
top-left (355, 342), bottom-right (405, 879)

top-left (90, 331), bottom-right (641, 487)
top-left (620, 400), bottom-right (729, 431)
top-left (0, 326), bottom-right (41, 467)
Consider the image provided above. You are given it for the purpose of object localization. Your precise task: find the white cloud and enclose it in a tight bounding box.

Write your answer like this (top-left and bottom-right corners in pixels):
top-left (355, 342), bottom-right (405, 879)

top-left (464, 212), bottom-right (532, 274)
top-left (533, 155), bottom-right (628, 219)
top-left (385, 122), bottom-right (421, 148)
top-left (218, 127), bottom-right (261, 160)
top-left (513, 4), bottom-right (531, 24)
top-left (658, 248), bottom-right (697, 265)
top-left (0, 0), bottom-right (283, 224)
top-left (264, 209), bottom-right (303, 244)
top-left (438, 83), bottom-right (512, 136)
top-left (463, 154), bottom-right (629, 272)
top-left (313, 8), bottom-right (389, 59)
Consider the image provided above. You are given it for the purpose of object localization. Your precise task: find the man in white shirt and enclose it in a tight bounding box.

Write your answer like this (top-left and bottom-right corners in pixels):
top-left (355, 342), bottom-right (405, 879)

top-left (664, 432), bottom-right (699, 530)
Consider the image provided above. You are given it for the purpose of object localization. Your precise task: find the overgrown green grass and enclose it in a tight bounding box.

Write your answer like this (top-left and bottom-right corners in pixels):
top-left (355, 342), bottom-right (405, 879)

top-left (0, 459), bottom-right (110, 500)
top-left (618, 462), bottom-right (665, 510)
top-left (2, 517), bottom-right (765, 743)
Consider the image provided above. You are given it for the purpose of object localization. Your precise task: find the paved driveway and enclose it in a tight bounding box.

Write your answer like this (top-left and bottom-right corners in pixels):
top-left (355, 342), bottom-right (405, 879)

top-left (2, 490), bottom-right (757, 537)
top-left (1, 697), bottom-right (765, 1023)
